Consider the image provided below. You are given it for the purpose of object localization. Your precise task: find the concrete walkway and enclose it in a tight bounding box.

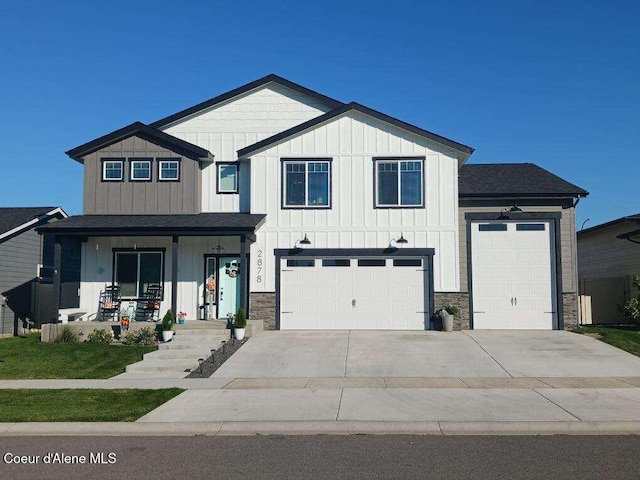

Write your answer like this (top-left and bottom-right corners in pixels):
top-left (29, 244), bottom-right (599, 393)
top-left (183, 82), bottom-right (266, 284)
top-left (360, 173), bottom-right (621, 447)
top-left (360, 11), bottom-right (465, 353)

top-left (2, 330), bottom-right (640, 436)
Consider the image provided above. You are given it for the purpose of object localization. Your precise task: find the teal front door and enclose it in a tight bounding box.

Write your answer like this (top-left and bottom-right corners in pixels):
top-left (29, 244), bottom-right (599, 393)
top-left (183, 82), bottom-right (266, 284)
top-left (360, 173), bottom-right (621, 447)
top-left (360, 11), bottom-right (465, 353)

top-left (218, 257), bottom-right (240, 318)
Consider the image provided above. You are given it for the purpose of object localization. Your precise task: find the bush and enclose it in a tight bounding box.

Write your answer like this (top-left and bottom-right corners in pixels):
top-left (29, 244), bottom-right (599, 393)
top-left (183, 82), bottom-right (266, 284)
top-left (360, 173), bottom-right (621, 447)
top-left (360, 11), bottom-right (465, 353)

top-left (234, 307), bottom-right (247, 329)
top-left (86, 328), bottom-right (113, 344)
top-left (122, 327), bottom-right (158, 346)
top-left (55, 326), bottom-right (79, 343)
top-left (162, 310), bottom-right (174, 331)
top-left (443, 304), bottom-right (459, 316)
top-left (619, 274), bottom-right (640, 323)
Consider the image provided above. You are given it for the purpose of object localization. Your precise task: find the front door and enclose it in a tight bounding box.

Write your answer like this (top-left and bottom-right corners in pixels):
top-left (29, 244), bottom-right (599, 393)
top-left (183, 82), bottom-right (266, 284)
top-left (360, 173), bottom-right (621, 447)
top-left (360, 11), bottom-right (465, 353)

top-left (203, 256), bottom-right (217, 320)
top-left (218, 257), bottom-right (241, 318)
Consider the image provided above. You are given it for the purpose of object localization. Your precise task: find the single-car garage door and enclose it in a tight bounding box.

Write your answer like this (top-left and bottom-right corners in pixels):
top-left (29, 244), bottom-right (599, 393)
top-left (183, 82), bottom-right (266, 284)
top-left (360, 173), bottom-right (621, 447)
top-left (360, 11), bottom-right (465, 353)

top-left (470, 221), bottom-right (557, 329)
top-left (278, 253), bottom-right (432, 330)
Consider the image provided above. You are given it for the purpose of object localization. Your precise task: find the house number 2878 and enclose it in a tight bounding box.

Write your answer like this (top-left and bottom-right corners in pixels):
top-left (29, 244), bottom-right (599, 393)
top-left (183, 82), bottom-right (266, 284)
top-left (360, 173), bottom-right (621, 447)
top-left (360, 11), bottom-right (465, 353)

top-left (256, 250), bottom-right (263, 283)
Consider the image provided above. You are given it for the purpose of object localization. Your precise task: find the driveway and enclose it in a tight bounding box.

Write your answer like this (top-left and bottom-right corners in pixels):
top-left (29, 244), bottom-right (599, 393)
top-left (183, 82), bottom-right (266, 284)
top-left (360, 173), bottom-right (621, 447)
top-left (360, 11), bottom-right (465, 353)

top-left (212, 330), bottom-right (640, 378)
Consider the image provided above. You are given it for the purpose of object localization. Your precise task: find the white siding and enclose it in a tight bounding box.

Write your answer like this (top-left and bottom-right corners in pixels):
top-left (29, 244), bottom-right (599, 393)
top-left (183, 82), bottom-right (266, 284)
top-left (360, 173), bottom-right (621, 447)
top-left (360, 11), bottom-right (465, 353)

top-left (248, 111), bottom-right (461, 293)
top-left (162, 84), bottom-right (331, 213)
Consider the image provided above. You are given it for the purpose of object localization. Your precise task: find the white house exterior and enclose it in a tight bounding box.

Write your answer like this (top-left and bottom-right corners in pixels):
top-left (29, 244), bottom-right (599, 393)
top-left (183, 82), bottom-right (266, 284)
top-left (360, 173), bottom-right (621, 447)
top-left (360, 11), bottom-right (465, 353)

top-left (40, 75), bottom-right (588, 330)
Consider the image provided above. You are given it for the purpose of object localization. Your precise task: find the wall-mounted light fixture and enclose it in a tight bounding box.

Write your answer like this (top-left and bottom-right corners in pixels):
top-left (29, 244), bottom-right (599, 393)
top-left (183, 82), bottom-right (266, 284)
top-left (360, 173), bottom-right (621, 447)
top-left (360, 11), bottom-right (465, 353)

top-left (389, 233), bottom-right (408, 248)
top-left (212, 244), bottom-right (225, 255)
top-left (499, 204), bottom-right (523, 219)
top-left (294, 234), bottom-right (311, 249)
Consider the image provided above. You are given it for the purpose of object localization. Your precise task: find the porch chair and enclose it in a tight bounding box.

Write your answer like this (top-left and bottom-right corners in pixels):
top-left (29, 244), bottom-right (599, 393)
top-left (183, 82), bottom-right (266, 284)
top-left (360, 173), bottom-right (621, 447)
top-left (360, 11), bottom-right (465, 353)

top-left (97, 285), bottom-right (121, 322)
top-left (135, 284), bottom-right (162, 322)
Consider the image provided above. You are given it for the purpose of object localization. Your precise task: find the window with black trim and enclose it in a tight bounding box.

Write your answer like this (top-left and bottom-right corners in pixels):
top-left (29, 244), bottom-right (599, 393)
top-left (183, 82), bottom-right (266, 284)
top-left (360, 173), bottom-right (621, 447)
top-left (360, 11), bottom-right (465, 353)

top-left (130, 159), bottom-right (152, 181)
top-left (374, 158), bottom-right (424, 207)
top-left (322, 259), bottom-right (350, 267)
top-left (158, 159), bottom-right (180, 181)
top-left (217, 163), bottom-right (238, 193)
top-left (393, 258), bottom-right (422, 267)
top-left (102, 159), bottom-right (124, 181)
top-left (282, 159), bottom-right (331, 208)
top-left (479, 223), bottom-right (507, 231)
top-left (516, 223), bottom-right (546, 231)
top-left (286, 259), bottom-right (315, 267)
top-left (358, 259), bottom-right (386, 267)
top-left (114, 250), bottom-right (164, 298)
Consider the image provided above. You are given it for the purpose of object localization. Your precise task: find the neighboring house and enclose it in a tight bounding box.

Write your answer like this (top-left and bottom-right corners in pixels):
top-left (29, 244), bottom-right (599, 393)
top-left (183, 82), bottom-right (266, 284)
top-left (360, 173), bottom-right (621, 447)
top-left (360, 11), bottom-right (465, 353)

top-left (39, 74), bottom-right (588, 331)
top-left (0, 207), bottom-right (77, 335)
top-left (577, 214), bottom-right (640, 324)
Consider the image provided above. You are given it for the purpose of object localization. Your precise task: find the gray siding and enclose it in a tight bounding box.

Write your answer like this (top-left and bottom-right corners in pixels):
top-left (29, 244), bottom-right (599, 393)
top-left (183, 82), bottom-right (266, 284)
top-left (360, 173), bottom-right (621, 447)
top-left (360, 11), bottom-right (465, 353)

top-left (459, 202), bottom-right (578, 294)
top-left (82, 135), bottom-right (202, 214)
top-left (0, 228), bottom-right (41, 334)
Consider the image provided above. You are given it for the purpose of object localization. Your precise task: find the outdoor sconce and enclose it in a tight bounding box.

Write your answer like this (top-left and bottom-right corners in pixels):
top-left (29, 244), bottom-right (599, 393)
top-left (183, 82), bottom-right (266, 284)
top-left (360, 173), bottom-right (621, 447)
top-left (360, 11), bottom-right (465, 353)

top-left (294, 234), bottom-right (311, 248)
top-left (499, 204), bottom-right (523, 219)
top-left (389, 233), bottom-right (408, 248)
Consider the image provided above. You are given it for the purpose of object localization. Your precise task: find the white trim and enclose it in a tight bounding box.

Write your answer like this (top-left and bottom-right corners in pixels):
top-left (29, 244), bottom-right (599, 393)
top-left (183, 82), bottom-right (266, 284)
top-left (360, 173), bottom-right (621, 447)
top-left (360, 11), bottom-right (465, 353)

top-left (159, 160), bottom-right (179, 181)
top-left (0, 207), bottom-right (68, 242)
top-left (102, 159), bottom-right (124, 181)
top-left (130, 160), bottom-right (152, 181)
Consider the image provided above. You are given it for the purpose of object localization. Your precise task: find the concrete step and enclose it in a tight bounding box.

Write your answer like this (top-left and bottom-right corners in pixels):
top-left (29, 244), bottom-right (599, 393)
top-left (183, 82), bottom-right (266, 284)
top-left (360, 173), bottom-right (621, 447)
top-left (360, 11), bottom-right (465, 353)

top-left (173, 328), bottom-right (229, 336)
top-left (144, 349), bottom-right (215, 360)
top-left (175, 321), bottom-right (228, 331)
top-left (126, 359), bottom-right (200, 373)
top-left (167, 336), bottom-right (229, 346)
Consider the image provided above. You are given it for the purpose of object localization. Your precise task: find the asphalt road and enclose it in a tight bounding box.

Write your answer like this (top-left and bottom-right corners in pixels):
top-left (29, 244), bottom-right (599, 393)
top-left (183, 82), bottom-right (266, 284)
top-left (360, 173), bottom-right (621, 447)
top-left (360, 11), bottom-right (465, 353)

top-left (1, 435), bottom-right (638, 479)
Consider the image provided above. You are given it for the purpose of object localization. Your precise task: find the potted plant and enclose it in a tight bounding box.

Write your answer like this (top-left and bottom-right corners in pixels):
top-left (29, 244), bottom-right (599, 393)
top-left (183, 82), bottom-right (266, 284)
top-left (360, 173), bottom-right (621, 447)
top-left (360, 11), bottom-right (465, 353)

top-left (234, 307), bottom-right (247, 340)
top-left (161, 310), bottom-right (175, 342)
top-left (177, 311), bottom-right (187, 325)
top-left (440, 304), bottom-right (458, 332)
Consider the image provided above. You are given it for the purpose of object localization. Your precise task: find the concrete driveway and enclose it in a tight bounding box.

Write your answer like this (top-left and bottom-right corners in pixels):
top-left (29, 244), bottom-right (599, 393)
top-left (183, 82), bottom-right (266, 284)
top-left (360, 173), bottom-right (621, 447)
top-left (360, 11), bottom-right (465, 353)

top-left (212, 330), bottom-right (640, 378)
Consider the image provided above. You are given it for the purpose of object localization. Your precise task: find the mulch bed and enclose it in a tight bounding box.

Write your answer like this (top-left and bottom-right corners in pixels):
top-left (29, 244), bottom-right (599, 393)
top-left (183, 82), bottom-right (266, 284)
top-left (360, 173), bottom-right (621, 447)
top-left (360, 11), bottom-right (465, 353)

top-left (185, 334), bottom-right (247, 378)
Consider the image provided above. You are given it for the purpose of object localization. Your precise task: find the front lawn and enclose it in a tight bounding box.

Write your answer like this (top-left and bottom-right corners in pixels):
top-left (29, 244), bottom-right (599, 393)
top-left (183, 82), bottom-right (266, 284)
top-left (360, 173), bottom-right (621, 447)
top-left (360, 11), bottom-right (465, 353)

top-left (0, 389), bottom-right (183, 422)
top-left (0, 333), bottom-right (156, 379)
top-left (573, 326), bottom-right (640, 357)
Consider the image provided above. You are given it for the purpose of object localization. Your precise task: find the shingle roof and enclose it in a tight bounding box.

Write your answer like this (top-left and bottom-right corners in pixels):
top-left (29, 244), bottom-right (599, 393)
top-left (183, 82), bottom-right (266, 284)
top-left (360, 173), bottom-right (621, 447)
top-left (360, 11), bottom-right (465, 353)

top-left (66, 122), bottom-right (214, 164)
top-left (149, 74), bottom-right (345, 129)
top-left (238, 102), bottom-right (475, 158)
top-left (37, 213), bottom-right (266, 236)
top-left (0, 207), bottom-right (61, 236)
top-left (459, 163), bottom-right (588, 198)
top-left (578, 213), bottom-right (640, 236)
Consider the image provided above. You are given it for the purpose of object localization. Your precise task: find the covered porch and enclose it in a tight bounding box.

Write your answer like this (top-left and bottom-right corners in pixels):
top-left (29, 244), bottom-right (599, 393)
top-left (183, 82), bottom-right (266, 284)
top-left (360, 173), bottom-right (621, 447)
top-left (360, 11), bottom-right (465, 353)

top-left (37, 213), bottom-right (266, 323)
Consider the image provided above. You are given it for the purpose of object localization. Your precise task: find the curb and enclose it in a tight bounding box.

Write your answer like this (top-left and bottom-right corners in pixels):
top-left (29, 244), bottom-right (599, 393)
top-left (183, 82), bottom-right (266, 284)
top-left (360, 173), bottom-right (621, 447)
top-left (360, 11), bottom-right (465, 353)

top-left (1, 421), bottom-right (640, 436)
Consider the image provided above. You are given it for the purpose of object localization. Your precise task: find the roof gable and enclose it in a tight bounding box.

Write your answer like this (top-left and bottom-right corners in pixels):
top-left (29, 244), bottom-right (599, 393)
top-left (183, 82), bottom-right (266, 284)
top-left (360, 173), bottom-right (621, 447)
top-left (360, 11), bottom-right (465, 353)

top-left (237, 102), bottom-right (474, 159)
top-left (459, 163), bottom-right (588, 198)
top-left (0, 207), bottom-right (67, 243)
top-left (149, 74), bottom-right (344, 129)
top-left (66, 122), bottom-right (214, 163)
top-left (578, 213), bottom-right (640, 236)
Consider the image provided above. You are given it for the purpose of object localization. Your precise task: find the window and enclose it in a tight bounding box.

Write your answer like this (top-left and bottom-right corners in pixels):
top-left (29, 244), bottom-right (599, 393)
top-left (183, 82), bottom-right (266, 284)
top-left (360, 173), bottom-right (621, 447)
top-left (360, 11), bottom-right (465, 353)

top-left (479, 223), bottom-right (508, 231)
top-left (374, 158), bottom-right (424, 207)
top-left (322, 259), bottom-right (350, 267)
top-left (393, 258), bottom-right (422, 267)
top-left (102, 159), bottom-right (124, 181)
top-left (287, 259), bottom-right (315, 267)
top-left (217, 163), bottom-right (239, 193)
top-left (130, 159), bottom-right (151, 181)
top-left (158, 159), bottom-right (180, 181)
top-left (282, 159), bottom-right (331, 208)
top-left (516, 223), bottom-right (546, 231)
top-left (358, 259), bottom-right (386, 267)
top-left (114, 250), bottom-right (164, 298)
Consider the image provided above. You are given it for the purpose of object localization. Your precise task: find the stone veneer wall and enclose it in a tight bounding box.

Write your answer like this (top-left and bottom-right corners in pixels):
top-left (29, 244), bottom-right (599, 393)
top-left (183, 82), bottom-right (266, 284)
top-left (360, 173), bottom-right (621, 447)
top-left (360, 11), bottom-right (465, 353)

top-left (250, 292), bottom-right (276, 330)
top-left (562, 293), bottom-right (579, 330)
top-left (434, 292), bottom-right (470, 330)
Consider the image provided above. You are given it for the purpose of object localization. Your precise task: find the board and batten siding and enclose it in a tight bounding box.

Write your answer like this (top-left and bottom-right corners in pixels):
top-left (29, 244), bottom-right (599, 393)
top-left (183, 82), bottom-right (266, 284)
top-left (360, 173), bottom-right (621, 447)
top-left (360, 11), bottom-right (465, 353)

top-left (459, 205), bottom-right (578, 294)
top-left (79, 236), bottom-right (241, 319)
top-left (578, 222), bottom-right (640, 281)
top-left (0, 229), bottom-right (42, 334)
top-left (247, 111), bottom-right (461, 293)
top-left (162, 84), bottom-right (332, 213)
top-left (82, 136), bottom-right (202, 215)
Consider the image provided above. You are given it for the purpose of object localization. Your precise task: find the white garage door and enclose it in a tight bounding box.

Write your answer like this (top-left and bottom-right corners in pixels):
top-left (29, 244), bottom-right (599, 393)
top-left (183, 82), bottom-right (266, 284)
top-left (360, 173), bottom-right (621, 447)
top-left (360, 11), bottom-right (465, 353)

top-left (280, 257), bottom-right (428, 329)
top-left (471, 221), bottom-right (557, 329)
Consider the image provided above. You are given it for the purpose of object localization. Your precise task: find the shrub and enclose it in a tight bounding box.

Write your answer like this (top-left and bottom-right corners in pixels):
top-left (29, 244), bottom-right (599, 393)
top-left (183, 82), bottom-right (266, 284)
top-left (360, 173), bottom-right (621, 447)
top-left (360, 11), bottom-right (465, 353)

top-left (122, 326), bottom-right (158, 346)
top-left (619, 274), bottom-right (640, 323)
top-left (443, 304), bottom-right (459, 316)
top-left (234, 307), bottom-right (247, 329)
top-left (162, 310), bottom-right (174, 331)
top-left (87, 328), bottom-right (113, 344)
top-left (55, 326), bottom-right (79, 343)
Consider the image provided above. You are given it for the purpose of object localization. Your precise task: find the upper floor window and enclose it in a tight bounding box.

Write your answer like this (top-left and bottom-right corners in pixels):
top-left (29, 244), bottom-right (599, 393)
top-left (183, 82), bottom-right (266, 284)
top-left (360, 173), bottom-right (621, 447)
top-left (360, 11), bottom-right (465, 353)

top-left (282, 159), bottom-right (331, 208)
top-left (102, 159), bottom-right (124, 181)
top-left (130, 159), bottom-right (152, 181)
top-left (158, 158), bottom-right (180, 181)
top-left (217, 163), bottom-right (239, 194)
top-left (374, 157), bottom-right (424, 208)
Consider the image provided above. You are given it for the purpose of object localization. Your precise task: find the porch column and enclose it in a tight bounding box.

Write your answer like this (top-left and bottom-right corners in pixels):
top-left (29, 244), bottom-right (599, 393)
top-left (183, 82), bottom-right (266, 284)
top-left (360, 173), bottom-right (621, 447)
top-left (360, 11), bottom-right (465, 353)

top-left (239, 234), bottom-right (248, 314)
top-left (171, 235), bottom-right (179, 316)
top-left (52, 235), bottom-right (62, 323)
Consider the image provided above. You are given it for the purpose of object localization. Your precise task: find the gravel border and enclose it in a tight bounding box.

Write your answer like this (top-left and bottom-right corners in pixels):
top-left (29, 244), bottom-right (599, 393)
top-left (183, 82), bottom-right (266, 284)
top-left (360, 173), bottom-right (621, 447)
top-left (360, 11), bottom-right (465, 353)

top-left (186, 334), bottom-right (247, 378)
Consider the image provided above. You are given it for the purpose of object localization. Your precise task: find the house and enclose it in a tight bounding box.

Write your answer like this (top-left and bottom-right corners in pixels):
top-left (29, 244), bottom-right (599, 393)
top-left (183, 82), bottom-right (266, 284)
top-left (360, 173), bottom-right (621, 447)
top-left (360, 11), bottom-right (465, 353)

top-left (578, 214), bottom-right (640, 324)
top-left (38, 74), bottom-right (588, 331)
top-left (0, 207), bottom-right (79, 335)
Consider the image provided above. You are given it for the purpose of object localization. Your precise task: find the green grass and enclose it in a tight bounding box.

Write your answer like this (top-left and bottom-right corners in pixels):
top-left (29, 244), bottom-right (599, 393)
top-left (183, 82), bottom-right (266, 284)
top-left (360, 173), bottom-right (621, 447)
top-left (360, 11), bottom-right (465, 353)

top-left (573, 326), bottom-right (640, 357)
top-left (0, 333), bottom-right (156, 379)
top-left (0, 389), bottom-right (183, 422)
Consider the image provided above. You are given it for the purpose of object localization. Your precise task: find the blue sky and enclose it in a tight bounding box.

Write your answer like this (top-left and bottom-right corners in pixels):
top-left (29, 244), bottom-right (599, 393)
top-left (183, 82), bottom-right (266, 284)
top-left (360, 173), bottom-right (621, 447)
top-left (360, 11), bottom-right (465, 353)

top-left (0, 0), bottom-right (637, 228)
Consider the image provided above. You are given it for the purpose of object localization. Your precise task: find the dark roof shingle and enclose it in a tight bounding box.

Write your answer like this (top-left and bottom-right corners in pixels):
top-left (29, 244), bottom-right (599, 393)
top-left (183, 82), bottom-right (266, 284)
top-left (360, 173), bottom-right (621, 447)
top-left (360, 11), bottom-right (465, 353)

top-left (459, 163), bottom-right (588, 198)
top-left (0, 207), bottom-right (60, 236)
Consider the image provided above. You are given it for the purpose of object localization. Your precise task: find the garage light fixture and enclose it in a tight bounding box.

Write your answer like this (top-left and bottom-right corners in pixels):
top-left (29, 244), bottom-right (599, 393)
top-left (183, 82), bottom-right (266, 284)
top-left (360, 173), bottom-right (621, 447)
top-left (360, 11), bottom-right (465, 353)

top-left (389, 233), bottom-right (408, 248)
top-left (294, 234), bottom-right (312, 248)
top-left (499, 204), bottom-right (523, 219)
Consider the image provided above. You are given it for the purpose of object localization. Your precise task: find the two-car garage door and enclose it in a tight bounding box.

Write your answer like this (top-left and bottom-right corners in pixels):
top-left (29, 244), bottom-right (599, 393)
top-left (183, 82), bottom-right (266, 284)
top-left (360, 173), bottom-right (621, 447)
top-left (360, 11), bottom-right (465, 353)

top-left (470, 221), bottom-right (557, 329)
top-left (279, 254), bottom-right (431, 330)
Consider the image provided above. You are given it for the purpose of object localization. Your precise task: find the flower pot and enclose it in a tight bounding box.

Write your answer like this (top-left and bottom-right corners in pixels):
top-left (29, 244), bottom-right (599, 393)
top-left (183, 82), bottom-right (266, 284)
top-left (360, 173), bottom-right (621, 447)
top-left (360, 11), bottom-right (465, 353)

top-left (442, 313), bottom-right (454, 332)
top-left (178, 318), bottom-right (185, 325)
top-left (162, 330), bottom-right (174, 342)
top-left (234, 328), bottom-right (245, 341)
